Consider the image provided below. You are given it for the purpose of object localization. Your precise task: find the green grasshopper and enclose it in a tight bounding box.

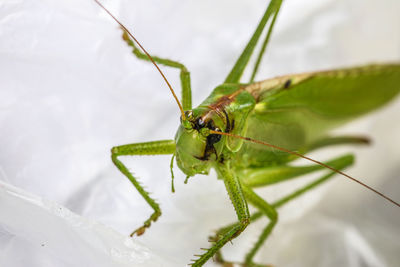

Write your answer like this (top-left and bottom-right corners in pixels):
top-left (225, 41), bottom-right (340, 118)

top-left (95, 0), bottom-right (400, 266)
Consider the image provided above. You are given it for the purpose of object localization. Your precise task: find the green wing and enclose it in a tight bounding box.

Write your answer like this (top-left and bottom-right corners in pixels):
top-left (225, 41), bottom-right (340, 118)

top-left (236, 64), bottom-right (400, 167)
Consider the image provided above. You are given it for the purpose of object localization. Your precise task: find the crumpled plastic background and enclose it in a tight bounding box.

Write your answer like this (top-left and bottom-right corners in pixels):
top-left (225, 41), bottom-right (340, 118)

top-left (0, 0), bottom-right (399, 266)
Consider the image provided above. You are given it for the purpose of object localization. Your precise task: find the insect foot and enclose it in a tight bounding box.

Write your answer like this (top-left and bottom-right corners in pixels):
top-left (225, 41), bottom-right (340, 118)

top-left (130, 211), bottom-right (161, 236)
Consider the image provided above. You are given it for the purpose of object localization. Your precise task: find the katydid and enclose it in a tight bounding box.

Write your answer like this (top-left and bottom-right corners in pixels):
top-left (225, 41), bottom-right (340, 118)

top-left (94, 0), bottom-right (400, 266)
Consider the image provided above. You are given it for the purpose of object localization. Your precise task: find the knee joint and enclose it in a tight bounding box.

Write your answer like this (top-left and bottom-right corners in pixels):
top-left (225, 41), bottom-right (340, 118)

top-left (233, 217), bottom-right (250, 238)
top-left (111, 146), bottom-right (119, 155)
top-left (270, 209), bottom-right (278, 223)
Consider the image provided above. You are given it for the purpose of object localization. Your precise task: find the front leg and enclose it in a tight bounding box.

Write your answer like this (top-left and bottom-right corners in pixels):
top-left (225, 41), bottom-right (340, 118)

top-left (191, 162), bottom-right (250, 266)
top-left (111, 140), bottom-right (175, 236)
top-left (122, 31), bottom-right (192, 110)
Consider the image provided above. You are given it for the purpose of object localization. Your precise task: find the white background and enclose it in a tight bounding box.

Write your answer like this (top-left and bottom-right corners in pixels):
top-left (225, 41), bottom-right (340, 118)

top-left (0, 0), bottom-right (399, 266)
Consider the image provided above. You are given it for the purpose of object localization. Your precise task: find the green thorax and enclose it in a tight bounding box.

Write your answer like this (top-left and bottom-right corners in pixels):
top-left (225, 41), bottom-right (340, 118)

top-left (174, 84), bottom-right (256, 176)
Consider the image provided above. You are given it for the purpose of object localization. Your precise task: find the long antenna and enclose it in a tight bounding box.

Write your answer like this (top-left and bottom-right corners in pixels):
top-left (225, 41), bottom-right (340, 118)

top-left (210, 130), bottom-right (400, 208)
top-left (93, 0), bottom-right (186, 120)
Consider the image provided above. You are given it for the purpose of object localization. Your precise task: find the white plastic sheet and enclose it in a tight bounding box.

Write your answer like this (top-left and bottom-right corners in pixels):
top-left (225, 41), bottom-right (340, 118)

top-left (1, 0), bottom-right (399, 266)
top-left (0, 181), bottom-right (168, 267)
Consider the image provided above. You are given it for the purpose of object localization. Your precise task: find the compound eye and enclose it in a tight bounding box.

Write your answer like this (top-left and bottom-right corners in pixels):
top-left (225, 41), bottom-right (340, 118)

top-left (193, 117), bottom-right (206, 131)
top-left (185, 110), bottom-right (193, 119)
top-left (197, 118), bottom-right (205, 127)
top-left (181, 110), bottom-right (194, 126)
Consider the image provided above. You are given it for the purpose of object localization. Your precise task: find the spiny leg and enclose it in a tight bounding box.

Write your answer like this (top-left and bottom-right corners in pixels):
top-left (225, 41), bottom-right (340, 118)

top-left (122, 31), bottom-right (192, 110)
top-left (213, 154), bottom-right (354, 265)
top-left (190, 163), bottom-right (250, 266)
top-left (111, 140), bottom-right (175, 236)
top-left (211, 186), bottom-right (279, 267)
top-left (212, 212), bottom-right (265, 266)
top-left (242, 155), bottom-right (354, 266)
top-left (242, 185), bottom-right (277, 267)
top-left (210, 185), bottom-right (278, 267)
